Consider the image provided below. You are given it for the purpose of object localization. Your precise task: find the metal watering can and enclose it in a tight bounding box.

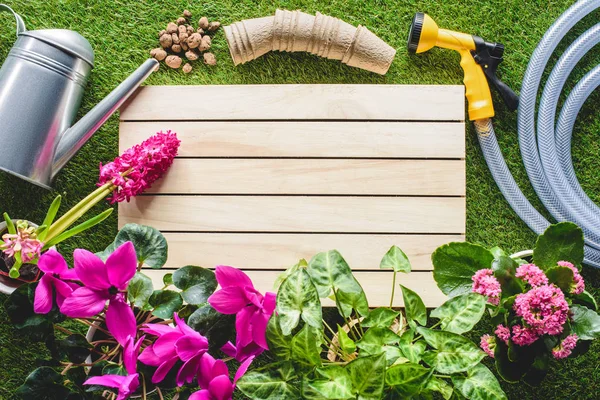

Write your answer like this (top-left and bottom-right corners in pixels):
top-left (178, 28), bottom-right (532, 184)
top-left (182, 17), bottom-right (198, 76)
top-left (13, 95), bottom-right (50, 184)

top-left (0, 4), bottom-right (159, 188)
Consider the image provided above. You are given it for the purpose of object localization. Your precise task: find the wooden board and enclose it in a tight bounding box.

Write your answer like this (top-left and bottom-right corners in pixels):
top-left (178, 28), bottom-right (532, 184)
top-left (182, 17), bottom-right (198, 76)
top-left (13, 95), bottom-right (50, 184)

top-left (119, 85), bottom-right (466, 307)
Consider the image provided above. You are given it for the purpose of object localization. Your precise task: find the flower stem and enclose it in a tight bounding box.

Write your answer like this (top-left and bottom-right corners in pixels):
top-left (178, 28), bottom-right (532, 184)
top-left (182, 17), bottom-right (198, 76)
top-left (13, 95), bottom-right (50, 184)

top-left (54, 325), bottom-right (74, 336)
top-left (390, 271), bottom-right (397, 308)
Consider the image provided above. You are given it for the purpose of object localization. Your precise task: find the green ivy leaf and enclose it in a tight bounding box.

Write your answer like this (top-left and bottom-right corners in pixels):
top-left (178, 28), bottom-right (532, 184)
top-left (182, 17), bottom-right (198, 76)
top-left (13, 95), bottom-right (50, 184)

top-left (337, 325), bottom-right (356, 354)
top-left (361, 307), bottom-right (400, 328)
top-left (452, 363), bottom-right (507, 400)
top-left (432, 242), bottom-right (494, 297)
top-left (545, 266), bottom-right (575, 293)
top-left (385, 362), bottom-right (432, 398)
top-left (148, 290), bottom-right (183, 319)
top-left (430, 293), bottom-right (486, 334)
top-left (172, 265), bottom-right (217, 305)
top-left (266, 314), bottom-right (292, 360)
top-left (291, 324), bottom-right (323, 368)
top-left (308, 250), bottom-right (369, 317)
top-left (127, 272), bottom-right (154, 309)
top-left (417, 327), bottom-right (485, 374)
top-left (380, 245), bottom-right (411, 272)
top-left (237, 361), bottom-right (301, 399)
top-left (276, 268), bottom-right (322, 335)
top-left (533, 222), bottom-right (584, 270)
top-left (15, 367), bottom-right (71, 399)
top-left (398, 330), bottom-right (426, 364)
top-left (306, 366), bottom-right (353, 400)
top-left (570, 305), bottom-right (600, 340)
top-left (98, 223), bottom-right (168, 268)
top-left (425, 376), bottom-right (453, 400)
top-left (346, 353), bottom-right (386, 400)
top-left (492, 256), bottom-right (525, 297)
top-left (187, 303), bottom-right (235, 351)
top-left (401, 285), bottom-right (427, 326)
top-left (57, 334), bottom-right (92, 364)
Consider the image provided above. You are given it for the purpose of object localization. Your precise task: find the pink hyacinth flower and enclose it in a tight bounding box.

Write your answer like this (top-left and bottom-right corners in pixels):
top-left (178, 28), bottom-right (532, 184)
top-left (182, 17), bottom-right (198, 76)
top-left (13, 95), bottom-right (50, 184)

top-left (471, 269), bottom-right (501, 305)
top-left (557, 261), bottom-right (585, 294)
top-left (139, 313), bottom-right (209, 386)
top-left (515, 264), bottom-right (548, 287)
top-left (34, 249), bottom-right (79, 314)
top-left (60, 242), bottom-right (137, 346)
top-left (479, 334), bottom-right (495, 358)
top-left (84, 335), bottom-right (144, 400)
top-left (207, 266), bottom-right (276, 362)
top-left (190, 353), bottom-right (254, 400)
top-left (513, 284), bottom-right (569, 336)
top-left (552, 334), bottom-right (578, 359)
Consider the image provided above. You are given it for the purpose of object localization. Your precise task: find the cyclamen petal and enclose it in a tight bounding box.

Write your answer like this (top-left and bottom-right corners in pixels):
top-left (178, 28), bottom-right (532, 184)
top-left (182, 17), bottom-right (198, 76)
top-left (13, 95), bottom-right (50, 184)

top-left (251, 310), bottom-right (270, 350)
top-left (208, 375), bottom-right (234, 400)
top-left (189, 390), bottom-right (212, 400)
top-left (234, 356), bottom-right (254, 384)
top-left (153, 331), bottom-right (182, 358)
top-left (139, 346), bottom-right (162, 367)
top-left (208, 286), bottom-right (249, 314)
top-left (263, 292), bottom-right (276, 314)
top-left (53, 277), bottom-right (77, 309)
top-left (176, 353), bottom-right (203, 386)
top-left (73, 249), bottom-right (111, 290)
top-left (124, 335), bottom-right (145, 375)
top-left (106, 241), bottom-right (137, 290)
top-left (105, 296), bottom-right (137, 346)
top-left (176, 334), bottom-right (208, 362)
top-left (214, 265), bottom-right (254, 289)
top-left (235, 307), bottom-right (254, 348)
top-left (60, 287), bottom-right (108, 317)
top-left (37, 249), bottom-right (68, 274)
top-left (152, 356), bottom-right (179, 384)
top-left (143, 323), bottom-right (175, 337)
top-left (84, 374), bottom-right (127, 389)
top-left (33, 275), bottom-right (53, 314)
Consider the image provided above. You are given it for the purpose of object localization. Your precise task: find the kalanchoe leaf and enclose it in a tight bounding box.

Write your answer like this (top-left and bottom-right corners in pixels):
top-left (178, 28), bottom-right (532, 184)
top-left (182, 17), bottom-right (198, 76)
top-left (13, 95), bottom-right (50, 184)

top-left (305, 366), bottom-right (353, 400)
top-left (15, 367), bottom-right (72, 399)
top-left (545, 266), bottom-right (575, 293)
top-left (416, 327), bottom-right (485, 374)
top-left (385, 362), bottom-right (432, 398)
top-left (172, 265), bottom-right (217, 305)
top-left (127, 272), bottom-right (154, 309)
top-left (148, 289), bottom-right (183, 319)
top-left (361, 307), bottom-right (400, 329)
top-left (98, 223), bottom-right (168, 269)
top-left (291, 324), bottom-right (323, 369)
top-left (489, 246), bottom-right (507, 260)
top-left (572, 290), bottom-right (598, 310)
top-left (379, 245), bottom-right (411, 272)
top-left (346, 353), bottom-right (386, 400)
top-left (236, 361), bottom-right (301, 399)
top-left (570, 305), bottom-right (600, 340)
top-left (400, 285), bottom-right (427, 326)
top-left (276, 268), bottom-right (322, 336)
top-left (266, 314), bottom-right (293, 359)
top-left (57, 334), bottom-right (92, 364)
top-left (533, 222), bottom-right (584, 270)
top-left (430, 293), bottom-right (486, 334)
top-left (187, 303), bottom-right (235, 351)
top-left (432, 242), bottom-right (495, 297)
top-left (452, 363), bottom-right (507, 400)
top-left (492, 256), bottom-right (525, 297)
top-left (522, 353), bottom-right (550, 387)
top-left (493, 339), bottom-right (535, 382)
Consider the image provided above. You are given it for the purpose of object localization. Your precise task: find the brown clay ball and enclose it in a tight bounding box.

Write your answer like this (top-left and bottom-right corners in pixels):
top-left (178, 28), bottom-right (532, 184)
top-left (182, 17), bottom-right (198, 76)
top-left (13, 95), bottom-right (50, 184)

top-left (181, 42), bottom-right (189, 51)
top-left (187, 32), bottom-right (202, 49)
top-left (185, 50), bottom-right (200, 61)
top-left (159, 33), bottom-right (173, 49)
top-left (198, 17), bottom-right (209, 30)
top-left (177, 17), bottom-right (186, 25)
top-left (158, 29), bottom-right (166, 38)
top-left (178, 25), bottom-right (187, 36)
top-left (182, 63), bottom-right (193, 73)
top-left (166, 22), bottom-right (178, 34)
top-left (199, 35), bottom-right (211, 52)
top-left (183, 10), bottom-right (192, 18)
top-left (208, 21), bottom-right (220, 32)
top-left (197, 27), bottom-right (205, 35)
top-left (186, 25), bottom-right (194, 35)
top-left (172, 44), bottom-right (182, 53)
top-left (150, 48), bottom-right (167, 61)
top-left (203, 52), bottom-right (216, 66)
top-left (165, 55), bottom-right (182, 69)
top-left (172, 33), bottom-right (180, 44)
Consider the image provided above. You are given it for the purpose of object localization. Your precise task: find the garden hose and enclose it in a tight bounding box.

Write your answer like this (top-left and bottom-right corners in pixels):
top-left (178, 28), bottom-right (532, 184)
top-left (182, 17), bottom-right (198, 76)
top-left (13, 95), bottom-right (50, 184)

top-left (475, 0), bottom-right (600, 267)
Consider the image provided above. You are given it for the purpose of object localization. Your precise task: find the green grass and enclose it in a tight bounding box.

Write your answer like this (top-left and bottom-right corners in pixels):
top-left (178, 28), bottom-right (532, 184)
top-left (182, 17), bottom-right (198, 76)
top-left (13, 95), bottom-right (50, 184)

top-left (1, 0), bottom-right (600, 398)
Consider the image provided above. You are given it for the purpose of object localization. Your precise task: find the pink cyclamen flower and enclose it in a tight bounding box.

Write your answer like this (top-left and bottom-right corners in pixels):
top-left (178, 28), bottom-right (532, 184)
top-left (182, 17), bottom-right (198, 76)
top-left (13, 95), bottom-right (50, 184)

top-left (495, 324), bottom-right (511, 345)
top-left (557, 261), bottom-right (585, 294)
top-left (513, 284), bottom-right (569, 336)
top-left (511, 325), bottom-right (540, 346)
top-left (84, 335), bottom-right (144, 400)
top-left (552, 334), bottom-right (578, 359)
top-left (98, 131), bottom-right (180, 203)
top-left (34, 249), bottom-right (79, 314)
top-left (471, 269), bottom-right (501, 305)
top-left (515, 263), bottom-right (548, 287)
top-left (190, 353), bottom-right (254, 400)
top-left (480, 334), bottom-right (495, 358)
top-left (139, 313), bottom-right (209, 386)
top-left (208, 266), bottom-right (276, 362)
top-left (60, 242), bottom-right (137, 346)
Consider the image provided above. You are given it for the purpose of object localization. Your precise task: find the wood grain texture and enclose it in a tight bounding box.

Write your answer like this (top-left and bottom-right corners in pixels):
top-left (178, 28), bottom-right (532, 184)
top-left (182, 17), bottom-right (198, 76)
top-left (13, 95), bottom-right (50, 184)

top-left (148, 159), bottom-right (466, 195)
top-left (120, 85), bottom-right (465, 121)
top-left (119, 121), bottom-right (465, 159)
top-left (119, 196), bottom-right (465, 233)
top-left (141, 269), bottom-right (446, 307)
top-left (161, 233), bottom-right (464, 270)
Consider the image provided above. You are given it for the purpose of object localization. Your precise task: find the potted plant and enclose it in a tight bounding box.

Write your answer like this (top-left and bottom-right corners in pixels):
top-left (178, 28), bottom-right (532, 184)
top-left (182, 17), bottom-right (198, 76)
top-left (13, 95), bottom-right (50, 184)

top-left (431, 222), bottom-right (600, 385)
top-left (0, 131), bottom-right (180, 294)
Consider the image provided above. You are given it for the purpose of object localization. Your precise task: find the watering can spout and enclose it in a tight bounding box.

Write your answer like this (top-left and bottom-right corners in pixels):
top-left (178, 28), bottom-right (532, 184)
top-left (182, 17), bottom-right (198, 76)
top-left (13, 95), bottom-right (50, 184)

top-left (51, 58), bottom-right (159, 179)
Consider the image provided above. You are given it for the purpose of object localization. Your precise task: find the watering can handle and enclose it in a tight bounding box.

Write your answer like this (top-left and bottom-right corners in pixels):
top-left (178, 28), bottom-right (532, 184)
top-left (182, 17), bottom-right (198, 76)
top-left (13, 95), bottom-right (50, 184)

top-left (0, 4), bottom-right (26, 37)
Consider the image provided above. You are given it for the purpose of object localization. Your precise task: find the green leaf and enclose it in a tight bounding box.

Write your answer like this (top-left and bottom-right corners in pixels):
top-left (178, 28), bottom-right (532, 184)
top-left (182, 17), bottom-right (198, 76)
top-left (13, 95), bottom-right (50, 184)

top-left (426, 377), bottom-right (453, 400)
top-left (337, 324), bottom-right (356, 354)
top-left (99, 223), bottom-right (168, 268)
top-left (401, 285), bottom-right (427, 326)
top-left (452, 363), bottom-right (507, 400)
top-left (187, 303), bottom-right (235, 351)
top-left (385, 362), bottom-right (432, 398)
top-left (266, 314), bottom-right (292, 359)
top-left (523, 353), bottom-right (550, 387)
top-left (127, 272), bottom-right (154, 309)
top-left (172, 265), bottom-right (217, 305)
top-left (237, 361), bottom-right (301, 400)
top-left (308, 250), bottom-right (369, 317)
top-left (39, 195), bottom-right (62, 241)
top-left (291, 324), bottom-right (323, 368)
top-left (356, 327), bottom-right (400, 356)
top-left (533, 222), bottom-right (584, 269)
top-left (276, 268), bottom-right (322, 335)
top-left (570, 305), bottom-right (600, 340)
top-left (489, 246), bottom-right (506, 260)
top-left (3, 212), bottom-right (16, 234)
top-left (306, 366), bottom-right (353, 399)
top-left (430, 293), bottom-right (486, 334)
top-left (572, 290), bottom-right (598, 311)
top-left (44, 208), bottom-right (113, 248)
top-left (148, 290), bottom-right (183, 319)
top-left (380, 245), bottom-right (411, 272)
top-left (361, 307), bottom-right (400, 328)
top-left (163, 273), bottom-right (173, 287)
top-left (15, 367), bottom-right (71, 399)
top-left (57, 334), bottom-right (92, 364)
top-left (417, 327), bottom-right (485, 374)
top-left (545, 266), bottom-right (575, 293)
top-left (398, 330), bottom-right (426, 364)
top-left (493, 339), bottom-right (535, 382)
top-left (432, 242), bottom-right (494, 297)
top-left (346, 353), bottom-right (386, 400)
top-left (491, 256), bottom-right (525, 297)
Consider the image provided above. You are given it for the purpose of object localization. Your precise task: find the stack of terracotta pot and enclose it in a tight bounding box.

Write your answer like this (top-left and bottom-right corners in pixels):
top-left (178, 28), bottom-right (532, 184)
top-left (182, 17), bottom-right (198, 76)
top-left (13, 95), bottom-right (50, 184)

top-left (224, 9), bottom-right (396, 75)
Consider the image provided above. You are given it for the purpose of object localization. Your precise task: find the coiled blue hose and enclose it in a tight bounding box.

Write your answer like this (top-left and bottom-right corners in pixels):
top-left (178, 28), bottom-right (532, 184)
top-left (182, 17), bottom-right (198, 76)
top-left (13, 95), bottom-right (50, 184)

top-left (475, 0), bottom-right (600, 267)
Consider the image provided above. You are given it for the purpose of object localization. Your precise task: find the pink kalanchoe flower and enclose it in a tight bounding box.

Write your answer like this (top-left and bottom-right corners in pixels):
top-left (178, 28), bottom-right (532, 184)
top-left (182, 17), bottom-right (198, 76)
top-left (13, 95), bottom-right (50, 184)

top-left (190, 353), bottom-right (254, 400)
top-left (513, 284), bottom-right (569, 336)
top-left (552, 334), bottom-right (578, 359)
top-left (515, 263), bottom-right (549, 287)
top-left (495, 324), bottom-right (511, 345)
top-left (84, 335), bottom-right (144, 400)
top-left (557, 261), bottom-right (585, 294)
top-left (480, 334), bottom-right (496, 358)
top-left (34, 249), bottom-right (79, 314)
top-left (207, 266), bottom-right (276, 362)
top-left (471, 269), bottom-right (501, 305)
top-left (98, 131), bottom-right (180, 203)
top-left (60, 242), bottom-right (137, 346)
top-left (511, 324), bottom-right (540, 346)
top-left (139, 313), bottom-right (209, 386)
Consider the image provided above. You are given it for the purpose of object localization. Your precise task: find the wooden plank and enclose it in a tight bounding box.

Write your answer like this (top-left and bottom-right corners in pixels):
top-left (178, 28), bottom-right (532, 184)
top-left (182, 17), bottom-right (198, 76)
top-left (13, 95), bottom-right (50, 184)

top-left (120, 121), bottom-right (465, 159)
top-left (119, 196), bottom-right (465, 233)
top-left (120, 85), bottom-right (465, 121)
top-left (149, 159), bottom-right (465, 195)
top-left (161, 233), bottom-right (463, 270)
top-left (142, 269), bottom-right (446, 307)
